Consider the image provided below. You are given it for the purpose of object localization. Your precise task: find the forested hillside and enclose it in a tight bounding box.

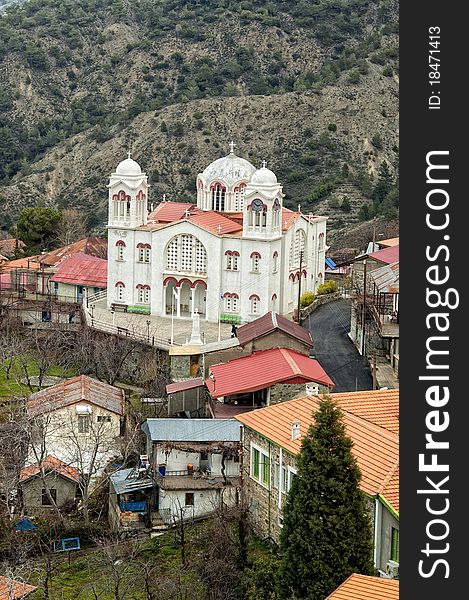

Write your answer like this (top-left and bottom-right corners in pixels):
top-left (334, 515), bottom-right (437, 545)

top-left (0, 0), bottom-right (399, 242)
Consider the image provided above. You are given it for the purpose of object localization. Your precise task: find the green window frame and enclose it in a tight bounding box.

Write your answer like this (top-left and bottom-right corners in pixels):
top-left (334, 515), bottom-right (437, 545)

top-left (391, 527), bottom-right (399, 562)
top-left (252, 447), bottom-right (260, 479)
top-left (262, 454), bottom-right (270, 486)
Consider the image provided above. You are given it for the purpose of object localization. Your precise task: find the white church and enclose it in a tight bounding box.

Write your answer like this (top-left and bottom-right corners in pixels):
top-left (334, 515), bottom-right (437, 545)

top-left (106, 143), bottom-right (327, 324)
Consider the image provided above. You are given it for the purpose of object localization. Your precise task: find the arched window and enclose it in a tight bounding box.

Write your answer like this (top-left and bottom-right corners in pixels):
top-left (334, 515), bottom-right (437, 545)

top-left (116, 240), bottom-right (126, 261)
top-left (112, 190), bottom-right (131, 220)
top-left (272, 251), bottom-right (278, 273)
top-left (136, 190), bottom-right (146, 221)
top-left (249, 294), bottom-right (260, 314)
top-left (318, 232), bottom-right (325, 251)
top-left (224, 292), bottom-right (239, 313)
top-left (115, 281), bottom-right (125, 302)
top-left (234, 183), bottom-right (247, 211)
top-left (272, 198), bottom-right (281, 230)
top-left (271, 293), bottom-right (278, 310)
top-left (136, 284), bottom-right (150, 304)
top-left (225, 250), bottom-right (239, 271)
top-left (137, 243), bottom-right (151, 263)
top-left (211, 183), bottom-right (226, 211)
top-left (248, 199), bottom-right (266, 229)
top-left (165, 234), bottom-right (207, 275)
top-left (250, 252), bottom-right (261, 273)
top-left (290, 229), bottom-right (306, 267)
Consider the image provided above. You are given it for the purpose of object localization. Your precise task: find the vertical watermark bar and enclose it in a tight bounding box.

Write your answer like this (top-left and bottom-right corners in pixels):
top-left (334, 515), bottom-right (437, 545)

top-left (401, 3), bottom-right (466, 598)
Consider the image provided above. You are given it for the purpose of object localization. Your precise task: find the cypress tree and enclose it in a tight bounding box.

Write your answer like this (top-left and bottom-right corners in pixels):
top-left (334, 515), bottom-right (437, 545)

top-left (277, 396), bottom-right (375, 600)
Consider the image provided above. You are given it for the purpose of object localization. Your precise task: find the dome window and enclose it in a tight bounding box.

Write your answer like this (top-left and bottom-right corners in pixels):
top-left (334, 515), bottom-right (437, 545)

top-left (211, 182), bottom-right (226, 211)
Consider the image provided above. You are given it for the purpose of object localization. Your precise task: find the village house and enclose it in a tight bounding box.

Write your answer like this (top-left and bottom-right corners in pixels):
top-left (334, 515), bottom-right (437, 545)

top-left (109, 420), bottom-right (241, 533)
top-left (49, 253), bottom-right (107, 303)
top-left (326, 574), bottom-right (399, 599)
top-left (26, 375), bottom-right (125, 480)
top-left (205, 347), bottom-right (334, 418)
top-left (19, 455), bottom-right (79, 515)
top-left (235, 389), bottom-right (399, 576)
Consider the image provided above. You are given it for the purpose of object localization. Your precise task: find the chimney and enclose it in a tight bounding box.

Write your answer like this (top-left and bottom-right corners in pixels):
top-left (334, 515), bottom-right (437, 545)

top-left (291, 421), bottom-right (301, 441)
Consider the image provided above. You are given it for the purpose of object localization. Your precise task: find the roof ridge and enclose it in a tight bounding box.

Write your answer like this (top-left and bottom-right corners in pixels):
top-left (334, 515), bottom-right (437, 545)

top-left (279, 347), bottom-right (301, 376)
top-left (271, 311), bottom-right (278, 328)
top-left (378, 455), bottom-right (400, 495)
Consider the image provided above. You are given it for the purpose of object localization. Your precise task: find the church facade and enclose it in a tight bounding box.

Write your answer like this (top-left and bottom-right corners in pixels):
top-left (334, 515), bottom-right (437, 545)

top-left (106, 145), bottom-right (327, 324)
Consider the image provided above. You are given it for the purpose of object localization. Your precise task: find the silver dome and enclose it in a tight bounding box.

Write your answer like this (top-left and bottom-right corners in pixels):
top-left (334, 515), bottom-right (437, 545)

top-left (201, 152), bottom-right (256, 188)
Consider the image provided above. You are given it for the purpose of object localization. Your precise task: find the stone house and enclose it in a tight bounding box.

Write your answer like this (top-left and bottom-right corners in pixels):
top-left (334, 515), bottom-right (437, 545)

top-left (26, 375), bottom-right (125, 480)
top-left (235, 390), bottom-right (400, 576)
top-left (19, 455), bottom-right (79, 514)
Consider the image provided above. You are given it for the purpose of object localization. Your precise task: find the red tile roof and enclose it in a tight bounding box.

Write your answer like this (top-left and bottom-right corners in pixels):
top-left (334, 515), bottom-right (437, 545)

top-left (325, 574), bottom-right (399, 600)
top-left (188, 210), bottom-right (243, 234)
top-left (0, 577), bottom-right (37, 600)
top-left (27, 375), bottom-right (125, 417)
top-left (148, 202), bottom-right (195, 223)
top-left (206, 348), bottom-right (334, 398)
top-left (166, 377), bottom-right (205, 394)
top-left (39, 237), bottom-right (107, 266)
top-left (20, 455), bottom-right (80, 483)
top-left (378, 236), bottom-right (399, 248)
top-left (368, 244), bottom-right (399, 264)
top-left (329, 389), bottom-right (399, 434)
top-left (235, 394), bottom-right (399, 512)
top-left (236, 311), bottom-right (313, 348)
top-left (50, 253), bottom-right (107, 288)
top-left (282, 208), bottom-right (299, 231)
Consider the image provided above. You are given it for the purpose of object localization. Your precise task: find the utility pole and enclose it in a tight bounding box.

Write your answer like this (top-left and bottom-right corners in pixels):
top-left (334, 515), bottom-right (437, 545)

top-left (372, 351), bottom-right (377, 390)
top-left (297, 250), bottom-right (304, 323)
top-left (361, 259), bottom-right (367, 356)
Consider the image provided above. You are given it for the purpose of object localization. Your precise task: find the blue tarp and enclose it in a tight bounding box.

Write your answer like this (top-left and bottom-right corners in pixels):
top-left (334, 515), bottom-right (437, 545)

top-left (325, 257), bottom-right (337, 269)
top-left (119, 501), bottom-right (147, 512)
top-left (15, 519), bottom-right (37, 531)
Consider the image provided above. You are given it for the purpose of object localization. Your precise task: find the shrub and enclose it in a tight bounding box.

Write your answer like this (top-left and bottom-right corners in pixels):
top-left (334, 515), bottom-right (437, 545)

top-left (327, 123), bottom-right (337, 132)
top-left (300, 291), bottom-right (315, 308)
top-left (317, 281), bottom-right (338, 295)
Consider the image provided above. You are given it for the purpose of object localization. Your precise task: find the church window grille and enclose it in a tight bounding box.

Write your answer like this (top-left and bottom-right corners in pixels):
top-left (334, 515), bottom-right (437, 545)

top-left (234, 183), bottom-right (246, 212)
top-left (224, 293), bottom-right (239, 313)
top-left (116, 241), bottom-right (125, 261)
top-left (137, 285), bottom-right (150, 304)
top-left (232, 254), bottom-right (239, 270)
top-left (211, 183), bottom-right (226, 211)
top-left (165, 235), bottom-right (207, 275)
top-left (290, 229), bottom-right (306, 267)
top-left (115, 282), bottom-right (125, 302)
top-left (226, 253), bottom-right (232, 270)
top-left (251, 252), bottom-right (261, 273)
top-left (250, 294), bottom-right (260, 314)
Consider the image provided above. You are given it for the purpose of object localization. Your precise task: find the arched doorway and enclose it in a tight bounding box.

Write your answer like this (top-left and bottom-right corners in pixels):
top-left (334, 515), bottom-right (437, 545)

top-left (192, 281), bottom-right (207, 317)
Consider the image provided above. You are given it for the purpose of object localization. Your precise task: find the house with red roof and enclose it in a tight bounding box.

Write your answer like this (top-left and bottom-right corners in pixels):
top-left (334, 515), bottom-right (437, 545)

top-left (235, 389), bottom-right (399, 575)
top-left (0, 576), bottom-right (37, 600)
top-left (50, 253), bottom-right (107, 302)
top-left (326, 574), bottom-right (399, 599)
top-left (19, 455), bottom-right (79, 514)
top-left (105, 145), bottom-right (327, 323)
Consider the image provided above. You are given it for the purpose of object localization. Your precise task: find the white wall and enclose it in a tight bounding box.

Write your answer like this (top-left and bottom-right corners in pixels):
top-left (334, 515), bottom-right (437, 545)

top-left (159, 486), bottom-right (238, 522)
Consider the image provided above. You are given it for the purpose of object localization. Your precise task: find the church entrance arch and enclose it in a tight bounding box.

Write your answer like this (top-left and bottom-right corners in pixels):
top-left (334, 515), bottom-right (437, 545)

top-left (192, 280), bottom-right (207, 317)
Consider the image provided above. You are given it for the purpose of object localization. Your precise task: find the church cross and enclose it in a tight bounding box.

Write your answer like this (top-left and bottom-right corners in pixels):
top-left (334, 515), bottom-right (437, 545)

top-left (261, 160), bottom-right (267, 169)
top-left (229, 140), bottom-right (235, 154)
top-left (184, 209), bottom-right (191, 218)
top-left (127, 150), bottom-right (132, 160)
top-left (163, 193), bottom-right (166, 202)
top-left (298, 203), bottom-right (301, 213)
top-left (217, 225), bottom-right (222, 234)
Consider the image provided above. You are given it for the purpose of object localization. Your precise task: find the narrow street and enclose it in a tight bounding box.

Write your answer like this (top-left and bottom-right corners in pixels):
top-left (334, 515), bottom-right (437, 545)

top-left (302, 298), bottom-right (373, 392)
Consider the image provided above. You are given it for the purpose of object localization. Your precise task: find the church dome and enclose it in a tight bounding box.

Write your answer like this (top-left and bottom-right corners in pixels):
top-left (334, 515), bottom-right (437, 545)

top-left (251, 166), bottom-right (278, 186)
top-left (201, 149), bottom-right (256, 188)
top-left (115, 156), bottom-right (142, 176)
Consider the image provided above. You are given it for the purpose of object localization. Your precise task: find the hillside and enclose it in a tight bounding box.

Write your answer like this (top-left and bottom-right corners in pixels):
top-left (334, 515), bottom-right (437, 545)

top-left (0, 0), bottom-right (399, 245)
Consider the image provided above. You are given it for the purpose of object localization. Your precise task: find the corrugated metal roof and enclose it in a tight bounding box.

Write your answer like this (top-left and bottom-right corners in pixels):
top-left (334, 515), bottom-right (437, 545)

top-left (166, 377), bottom-right (205, 394)
top-left (236, 312), bottom-right (313, 347)
top-left (0, 577), bottom-right (37, 600)
top-left (50, 253), bottom-right (107, 288)
top-left (27, 375), bottom-right (125, 417)
top-left (206, 348), bottom-right (333, 398)
top-left (326, 574), bottom-right (399, 600)
top-left (370, 261), bottom-right (399, 294)
top-left (39, 237), bottom-right (107, 266)
top-left (235, 394), bottom-right (399, 513)
top-left (368, 244), bottom-right (399, 264)
top-left (142, 418), bottom-right (241, 442)
top-left (110, 468), bottom-right (155, 495)
top-left (20, 455), bottom-right (80, 483)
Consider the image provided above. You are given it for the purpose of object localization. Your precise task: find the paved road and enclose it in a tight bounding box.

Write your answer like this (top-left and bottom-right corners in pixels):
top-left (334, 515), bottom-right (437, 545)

top-left (302, 298), bottom-right (373, 393)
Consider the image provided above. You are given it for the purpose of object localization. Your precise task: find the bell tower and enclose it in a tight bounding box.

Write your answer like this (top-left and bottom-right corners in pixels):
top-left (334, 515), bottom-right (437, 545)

top-left (107, 153), bottom-right (149, 228)
top-left (242, 162), bottom-right (283, 239)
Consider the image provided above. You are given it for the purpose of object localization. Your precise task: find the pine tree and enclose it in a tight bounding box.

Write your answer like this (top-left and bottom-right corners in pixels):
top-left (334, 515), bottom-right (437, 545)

top-left (277, 396), bottom-right (375, 600)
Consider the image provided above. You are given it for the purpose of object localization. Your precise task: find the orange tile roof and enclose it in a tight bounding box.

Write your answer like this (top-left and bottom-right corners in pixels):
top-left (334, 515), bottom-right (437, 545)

top-left (27, 375), bottom-right (124, 417)
top-left (1, 256), bottom-right (41, 271)
top-left (282, 208), bottom-right (299, 231)
top-left (378, 237), bottom-right (399, 248)
top-left (0, 577), bottom-right (37, 600)
top-left (20, 455), bottom-right (80, 483)
top-left (148, 202), bottom-right (195, 223)
top-left (326, 574), bottom-right (399, 600)
top-left (328, 389), bottom-right (399, 434)
top-left (39, 237), bottom-right (107, 266)
top-left (236, 394), bottom-right (399, 513)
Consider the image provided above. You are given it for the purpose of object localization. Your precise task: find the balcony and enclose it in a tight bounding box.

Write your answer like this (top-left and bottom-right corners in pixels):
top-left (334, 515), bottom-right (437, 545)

top-left (370, 304), bottom-right (399, 338)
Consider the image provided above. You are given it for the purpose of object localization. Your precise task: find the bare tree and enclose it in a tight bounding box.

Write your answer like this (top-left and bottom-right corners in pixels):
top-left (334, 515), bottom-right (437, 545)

top-left (56, 209), bottom-right (87, 247)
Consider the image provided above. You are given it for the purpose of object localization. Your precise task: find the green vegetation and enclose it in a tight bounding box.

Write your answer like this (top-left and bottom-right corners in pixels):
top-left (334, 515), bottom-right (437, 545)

top-left (277, 396), bottom-right (375, 599)
top-left (300, 291), bottom-right (316, 308)
top-left (10, 207), bottom-right (63, 255)
top-left (316, 280), bottom-right (338, 295)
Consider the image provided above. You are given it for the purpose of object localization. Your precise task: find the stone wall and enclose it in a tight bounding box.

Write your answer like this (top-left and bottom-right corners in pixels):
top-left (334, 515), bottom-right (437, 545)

top-left (300, 292), bottom-right (342, 319)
